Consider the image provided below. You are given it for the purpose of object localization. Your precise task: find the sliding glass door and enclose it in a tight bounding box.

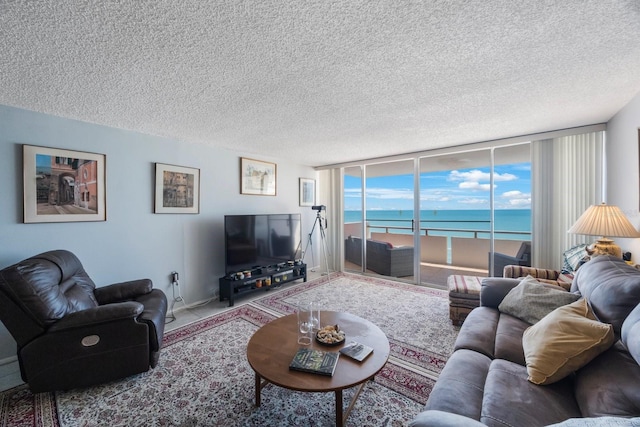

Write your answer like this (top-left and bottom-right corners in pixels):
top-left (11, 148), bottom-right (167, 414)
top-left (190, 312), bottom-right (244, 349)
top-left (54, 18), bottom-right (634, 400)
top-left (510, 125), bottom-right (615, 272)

top-left (490, 144), bottom-right (532, 276)
top-left (419, 150), bottom-right (493, 284)
top-left (364, 160), bottom-right (415, 281)
top-left (343, 161), bottom-right (416, 281)
top-left (342, 144), bottom-right (531, 286)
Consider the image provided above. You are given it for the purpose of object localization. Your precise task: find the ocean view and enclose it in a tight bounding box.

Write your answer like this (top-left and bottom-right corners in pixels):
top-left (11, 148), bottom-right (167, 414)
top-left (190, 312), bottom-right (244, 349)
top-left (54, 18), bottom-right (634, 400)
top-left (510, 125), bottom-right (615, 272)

top-left (344, 209), bottom-right (531, 240)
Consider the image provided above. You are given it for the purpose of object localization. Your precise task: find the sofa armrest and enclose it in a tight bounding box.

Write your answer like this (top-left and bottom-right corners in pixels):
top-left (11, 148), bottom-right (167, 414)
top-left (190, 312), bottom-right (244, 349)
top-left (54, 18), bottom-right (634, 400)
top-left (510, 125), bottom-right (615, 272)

top-left (94, 279), bottom-right (153, 304)
top-left (48, 301), bottom-right (144, 331)
top-left (480, 277), bottom-right (521, 308)
top-left (410, 410), bottom-right (486, 427)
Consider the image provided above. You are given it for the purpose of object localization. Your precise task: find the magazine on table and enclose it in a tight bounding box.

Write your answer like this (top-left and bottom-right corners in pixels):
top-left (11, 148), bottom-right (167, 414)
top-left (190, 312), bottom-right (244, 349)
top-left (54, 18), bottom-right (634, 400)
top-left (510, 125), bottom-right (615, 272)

top-left (339, 341), bottom-right (374, 362)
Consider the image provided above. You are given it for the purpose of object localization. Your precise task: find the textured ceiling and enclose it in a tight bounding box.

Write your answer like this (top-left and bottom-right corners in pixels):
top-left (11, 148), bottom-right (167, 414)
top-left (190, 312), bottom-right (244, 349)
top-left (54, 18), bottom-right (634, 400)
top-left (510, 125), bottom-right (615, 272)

top-left (1, 1), bottom-right (640, 167)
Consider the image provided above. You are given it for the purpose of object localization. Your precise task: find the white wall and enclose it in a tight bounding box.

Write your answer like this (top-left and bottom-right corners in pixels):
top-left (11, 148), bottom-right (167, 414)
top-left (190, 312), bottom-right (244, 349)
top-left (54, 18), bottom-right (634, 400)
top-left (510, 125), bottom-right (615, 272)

top-left (0, 105), bottom-right (318, 359)
top-left (606, 91), bottom-right (640, 261)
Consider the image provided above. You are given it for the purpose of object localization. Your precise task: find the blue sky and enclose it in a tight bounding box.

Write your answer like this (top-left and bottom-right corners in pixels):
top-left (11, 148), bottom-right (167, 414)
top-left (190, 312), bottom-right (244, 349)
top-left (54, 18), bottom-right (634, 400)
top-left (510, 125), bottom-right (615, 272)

top-left (344, 162), bottom-right (531, 211)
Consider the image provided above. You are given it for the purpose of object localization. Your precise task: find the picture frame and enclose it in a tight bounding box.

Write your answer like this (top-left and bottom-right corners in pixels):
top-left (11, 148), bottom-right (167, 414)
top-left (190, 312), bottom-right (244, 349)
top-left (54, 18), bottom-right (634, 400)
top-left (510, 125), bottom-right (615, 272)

top-left (154, 163), bottom-right (200, 214)
top-left (240, 157), bottom-right (276, 196)
top-left (23, 144), bottom-right (107, 223)
top-left (299, 178), bottom-right (316, 206)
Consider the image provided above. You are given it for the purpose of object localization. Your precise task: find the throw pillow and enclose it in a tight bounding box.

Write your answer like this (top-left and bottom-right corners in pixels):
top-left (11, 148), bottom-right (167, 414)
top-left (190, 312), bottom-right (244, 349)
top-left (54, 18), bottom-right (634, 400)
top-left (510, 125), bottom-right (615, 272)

top-left (562, 244), bottom-right (590, 273)
top-left (498, 275), bottom-right (580, 324)
top-left (522, 298), bottom-right (615, 385)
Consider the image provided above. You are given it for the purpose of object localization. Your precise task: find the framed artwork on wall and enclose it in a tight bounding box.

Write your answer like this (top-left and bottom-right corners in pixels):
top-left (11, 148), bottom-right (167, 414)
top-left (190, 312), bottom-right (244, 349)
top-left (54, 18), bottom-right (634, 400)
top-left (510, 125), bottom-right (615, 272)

top-left (154, 163), bottom-right (200, 214)
top-left (240, 157), bottom-right (277, 196)
top-left (299, 178), bottom-right (316, 206)
top-left (23, 144), bottom-right (107, 223)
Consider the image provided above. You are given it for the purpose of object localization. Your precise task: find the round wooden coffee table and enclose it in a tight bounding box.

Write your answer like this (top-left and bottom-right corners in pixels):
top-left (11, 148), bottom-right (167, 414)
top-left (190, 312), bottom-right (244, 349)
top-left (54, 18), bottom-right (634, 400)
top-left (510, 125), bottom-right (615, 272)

top-left (247, 311), bottom-right (390, 427)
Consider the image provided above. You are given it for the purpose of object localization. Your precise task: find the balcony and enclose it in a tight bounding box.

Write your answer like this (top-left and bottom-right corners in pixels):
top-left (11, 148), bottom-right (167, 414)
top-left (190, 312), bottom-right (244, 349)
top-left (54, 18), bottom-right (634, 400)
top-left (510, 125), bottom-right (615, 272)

top-left (343, 220), bottom-right (530, 287)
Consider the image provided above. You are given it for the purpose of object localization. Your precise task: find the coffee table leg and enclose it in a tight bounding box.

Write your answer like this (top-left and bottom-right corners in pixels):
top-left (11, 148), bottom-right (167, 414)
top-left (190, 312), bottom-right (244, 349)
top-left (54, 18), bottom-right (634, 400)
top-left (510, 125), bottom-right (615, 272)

top-left (335, 390), bottom-right (343, 427)
top-left (255, 372), bottom-right (261, 406)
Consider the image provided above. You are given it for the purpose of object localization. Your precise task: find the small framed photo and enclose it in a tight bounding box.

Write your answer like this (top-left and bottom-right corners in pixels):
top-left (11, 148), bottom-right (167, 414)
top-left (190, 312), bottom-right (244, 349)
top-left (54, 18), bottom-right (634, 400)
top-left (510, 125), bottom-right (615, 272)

top-left (299, 178), bottom-right (316, 206)
top-left (154, 163), bottom-right (200, 214)
top-left (240, 157), bottom-right (276, 196)
top-left (23, 144), bottom-right (107, 223)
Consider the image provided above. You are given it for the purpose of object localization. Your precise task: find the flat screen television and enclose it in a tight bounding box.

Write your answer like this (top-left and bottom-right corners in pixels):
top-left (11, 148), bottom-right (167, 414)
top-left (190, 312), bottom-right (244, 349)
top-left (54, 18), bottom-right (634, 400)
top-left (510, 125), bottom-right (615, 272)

top-left (224, 213), bottom-right (303, 274)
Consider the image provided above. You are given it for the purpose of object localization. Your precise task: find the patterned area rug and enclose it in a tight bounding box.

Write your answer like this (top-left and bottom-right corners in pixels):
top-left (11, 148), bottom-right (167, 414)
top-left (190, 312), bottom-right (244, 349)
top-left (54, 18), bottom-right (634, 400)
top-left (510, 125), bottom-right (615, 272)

top-left (0, 272), bottom-right (458, 426)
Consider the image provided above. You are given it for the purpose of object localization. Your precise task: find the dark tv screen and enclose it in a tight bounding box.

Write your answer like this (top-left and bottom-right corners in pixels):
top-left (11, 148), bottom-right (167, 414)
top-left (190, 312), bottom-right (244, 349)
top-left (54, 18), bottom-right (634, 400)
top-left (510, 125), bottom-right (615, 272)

top-left (224, 214), bottom-right (302, 274)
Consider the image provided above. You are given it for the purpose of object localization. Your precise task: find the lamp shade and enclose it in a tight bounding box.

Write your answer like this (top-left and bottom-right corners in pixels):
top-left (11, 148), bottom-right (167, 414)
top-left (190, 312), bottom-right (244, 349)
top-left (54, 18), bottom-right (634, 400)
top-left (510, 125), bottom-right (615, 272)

top-left (568, 203), bottom-right (640, 238)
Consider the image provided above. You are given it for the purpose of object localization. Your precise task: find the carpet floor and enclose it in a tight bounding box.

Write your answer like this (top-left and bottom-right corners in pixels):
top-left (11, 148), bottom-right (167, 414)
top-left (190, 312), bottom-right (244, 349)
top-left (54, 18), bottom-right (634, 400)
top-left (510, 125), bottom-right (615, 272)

top-left (0, 272), bottom-right (459, 426)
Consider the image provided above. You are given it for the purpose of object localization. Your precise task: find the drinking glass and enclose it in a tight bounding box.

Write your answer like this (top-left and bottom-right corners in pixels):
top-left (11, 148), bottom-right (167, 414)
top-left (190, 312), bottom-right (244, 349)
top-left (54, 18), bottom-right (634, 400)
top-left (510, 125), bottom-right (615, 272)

top-left (297, 302), bottom-right (312, 345)
top-left (310, 302), bottom-right (321, 332)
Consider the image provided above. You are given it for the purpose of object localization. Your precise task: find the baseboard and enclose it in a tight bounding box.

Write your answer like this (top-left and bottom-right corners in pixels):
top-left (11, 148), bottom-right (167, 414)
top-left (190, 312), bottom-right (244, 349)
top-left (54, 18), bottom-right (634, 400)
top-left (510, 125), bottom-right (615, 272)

top-left (0, 355), bottom-right (18, 366)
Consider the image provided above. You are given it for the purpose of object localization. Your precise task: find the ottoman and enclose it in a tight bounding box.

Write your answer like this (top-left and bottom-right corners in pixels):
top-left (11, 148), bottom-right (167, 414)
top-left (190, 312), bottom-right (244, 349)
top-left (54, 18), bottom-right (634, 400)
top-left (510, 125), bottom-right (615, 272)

top-left (447, 275), bottom-right (482, 326)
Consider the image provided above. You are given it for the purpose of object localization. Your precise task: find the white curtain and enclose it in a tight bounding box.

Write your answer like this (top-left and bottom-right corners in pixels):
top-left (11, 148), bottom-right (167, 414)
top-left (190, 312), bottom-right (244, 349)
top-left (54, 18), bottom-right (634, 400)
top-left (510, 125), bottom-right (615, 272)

top-left (531, 131), bottom-right (604, 270)
top-left (317, 168), bottom-right (342, 272)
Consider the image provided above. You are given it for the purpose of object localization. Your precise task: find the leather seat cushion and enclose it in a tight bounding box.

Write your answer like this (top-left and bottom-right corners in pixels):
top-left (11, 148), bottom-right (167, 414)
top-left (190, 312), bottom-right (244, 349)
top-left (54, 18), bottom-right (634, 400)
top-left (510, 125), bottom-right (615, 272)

top-left (480, 359), bottom-right (581, 427)
top-left (575, 341), bottom-right (640, 417)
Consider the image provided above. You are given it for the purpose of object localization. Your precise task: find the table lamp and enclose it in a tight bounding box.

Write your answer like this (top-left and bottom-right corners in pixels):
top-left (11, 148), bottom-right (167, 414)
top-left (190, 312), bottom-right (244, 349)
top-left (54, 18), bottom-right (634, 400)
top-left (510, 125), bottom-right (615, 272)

top-left (568, 203), bottom-right (640, 258)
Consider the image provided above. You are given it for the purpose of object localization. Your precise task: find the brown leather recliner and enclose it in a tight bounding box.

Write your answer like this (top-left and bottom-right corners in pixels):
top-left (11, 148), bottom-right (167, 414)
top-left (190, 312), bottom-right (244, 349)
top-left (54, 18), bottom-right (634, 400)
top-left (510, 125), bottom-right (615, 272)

top-left (0, 250), bottom-right (168, 393)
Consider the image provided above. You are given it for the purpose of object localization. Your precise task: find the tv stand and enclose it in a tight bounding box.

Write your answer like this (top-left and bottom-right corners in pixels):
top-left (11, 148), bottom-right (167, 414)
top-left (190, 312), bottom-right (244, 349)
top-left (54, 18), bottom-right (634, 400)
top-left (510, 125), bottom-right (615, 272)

top-left (219, 263), bottom-right (307, 307)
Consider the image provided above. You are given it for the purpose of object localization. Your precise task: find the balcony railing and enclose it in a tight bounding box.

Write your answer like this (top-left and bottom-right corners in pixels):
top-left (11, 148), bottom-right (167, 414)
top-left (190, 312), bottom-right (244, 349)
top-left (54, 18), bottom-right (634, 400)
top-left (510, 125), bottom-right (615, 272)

top-left (344, 219), bottom-right (531, 270)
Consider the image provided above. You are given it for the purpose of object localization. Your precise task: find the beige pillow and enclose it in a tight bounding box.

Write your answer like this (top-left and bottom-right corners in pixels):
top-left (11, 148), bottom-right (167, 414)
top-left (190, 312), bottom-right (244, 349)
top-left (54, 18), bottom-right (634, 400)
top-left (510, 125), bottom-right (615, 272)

top-left (522, 298), bottom-right (614, 385)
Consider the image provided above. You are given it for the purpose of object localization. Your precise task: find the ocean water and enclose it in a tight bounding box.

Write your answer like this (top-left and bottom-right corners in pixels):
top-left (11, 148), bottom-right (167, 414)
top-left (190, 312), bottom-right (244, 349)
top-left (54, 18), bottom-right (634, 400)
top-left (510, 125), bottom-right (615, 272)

top-left (344, 209), bottom-right (531, 240)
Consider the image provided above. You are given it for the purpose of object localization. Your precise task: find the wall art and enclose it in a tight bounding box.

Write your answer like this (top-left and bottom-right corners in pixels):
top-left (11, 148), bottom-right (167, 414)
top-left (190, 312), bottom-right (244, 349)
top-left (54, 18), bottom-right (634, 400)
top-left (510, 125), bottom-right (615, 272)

top-left (240, 157), bottom-right (276, 196)
top-left (154, 163), bottom-right (200, 214)
top-left (299, 178), bottom-right (316, 206)
top-left (23, 144), bottom-right (106, 223)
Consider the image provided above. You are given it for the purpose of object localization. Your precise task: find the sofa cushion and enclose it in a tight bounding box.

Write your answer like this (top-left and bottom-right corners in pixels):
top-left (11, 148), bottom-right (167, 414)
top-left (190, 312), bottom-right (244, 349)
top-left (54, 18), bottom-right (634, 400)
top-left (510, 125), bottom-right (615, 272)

top-left (622, 304), bottom-right (640, 365)
top-left (481, 359), bottom-right (581, 426)
top-left (424, 349), bottom-right (491, 421)
top-left (522, 298), bottom-right (615, 385)
top-left (571, 255), bottom-right (640, 336)
top-left (498, 275), bottom-right (580, 324)
top-left (454, 307), bottom-right (500, 359)
top-left (573, 341), bottom-right (640, 418)
top-left (548, 417), bottom-right (640, 427)
top-left (493, 312), bottom-right (529, 366)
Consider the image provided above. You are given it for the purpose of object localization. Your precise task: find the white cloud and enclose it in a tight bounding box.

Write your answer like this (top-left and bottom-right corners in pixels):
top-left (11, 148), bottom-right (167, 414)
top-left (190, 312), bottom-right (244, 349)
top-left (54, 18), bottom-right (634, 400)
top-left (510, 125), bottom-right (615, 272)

top-left (365, 187), bottom-right (414, 199)
top-left (500, 190), bottom-right (531, 208)
top-left (460, 198), bottom-right (489, 205)
top-left (448, 169), bottom-right (517, 193)
top-left (459, 182), bottom-right (493, 191)
top-left (448, 169), bottom-right (517, 183)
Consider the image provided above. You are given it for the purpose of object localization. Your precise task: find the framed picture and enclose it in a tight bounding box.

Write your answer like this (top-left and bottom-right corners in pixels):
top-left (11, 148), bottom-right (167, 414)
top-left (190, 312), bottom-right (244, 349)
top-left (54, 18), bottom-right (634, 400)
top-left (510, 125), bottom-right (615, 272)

top-left (299, 178), bottom-right (316, 206)
top-left (23, 144), bottom-right (106, 223)
top-left (154, 163), bottom-right (200, 214)
top-left (240, 157), bottom-right (276, 196)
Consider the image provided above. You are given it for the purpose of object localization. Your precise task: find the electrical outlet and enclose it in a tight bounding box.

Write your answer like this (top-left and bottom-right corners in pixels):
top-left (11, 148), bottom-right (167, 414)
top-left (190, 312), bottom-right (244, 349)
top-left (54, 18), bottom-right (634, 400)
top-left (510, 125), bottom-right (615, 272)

top-left (171, 271), bottom-right (179, 284)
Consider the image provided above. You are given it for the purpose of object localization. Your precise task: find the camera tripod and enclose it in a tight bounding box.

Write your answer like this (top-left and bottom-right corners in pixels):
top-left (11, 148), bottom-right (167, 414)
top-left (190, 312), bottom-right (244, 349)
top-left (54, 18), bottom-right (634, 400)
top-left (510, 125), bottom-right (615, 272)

top-left (302, 210), bottom-right (331, 277)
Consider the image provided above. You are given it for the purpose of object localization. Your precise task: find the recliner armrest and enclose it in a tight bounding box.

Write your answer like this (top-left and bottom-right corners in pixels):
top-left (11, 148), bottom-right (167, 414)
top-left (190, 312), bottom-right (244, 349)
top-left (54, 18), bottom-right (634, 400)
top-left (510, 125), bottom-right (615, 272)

top-left (94, 279), bottom-right (153, 304)
top-left (48, 301), bottom-right (144, 331)
top-left (480, 277), bottom-right (520, 308)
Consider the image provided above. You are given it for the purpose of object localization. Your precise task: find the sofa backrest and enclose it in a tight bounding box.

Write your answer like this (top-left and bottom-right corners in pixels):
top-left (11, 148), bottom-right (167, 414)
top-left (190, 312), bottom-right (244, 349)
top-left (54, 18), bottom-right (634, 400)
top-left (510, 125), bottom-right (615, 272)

top-left (571, 255), bottom-right (640, 337)
top-left (622, 303), bottom-right (640, 365)
top-left (0, 250), bottom-right (98, 329)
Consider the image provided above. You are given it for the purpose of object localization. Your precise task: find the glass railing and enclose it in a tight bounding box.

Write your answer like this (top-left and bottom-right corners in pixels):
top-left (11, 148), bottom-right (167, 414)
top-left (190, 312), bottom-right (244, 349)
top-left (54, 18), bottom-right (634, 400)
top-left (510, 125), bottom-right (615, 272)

top-left (344, 220), bottom-right (531, 269)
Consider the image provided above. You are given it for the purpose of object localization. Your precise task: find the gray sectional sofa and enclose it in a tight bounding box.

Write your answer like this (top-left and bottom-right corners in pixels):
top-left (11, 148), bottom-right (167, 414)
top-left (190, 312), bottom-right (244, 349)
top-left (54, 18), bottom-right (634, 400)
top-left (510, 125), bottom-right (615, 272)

top-left (411, 255), bottom-right (640, 426)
